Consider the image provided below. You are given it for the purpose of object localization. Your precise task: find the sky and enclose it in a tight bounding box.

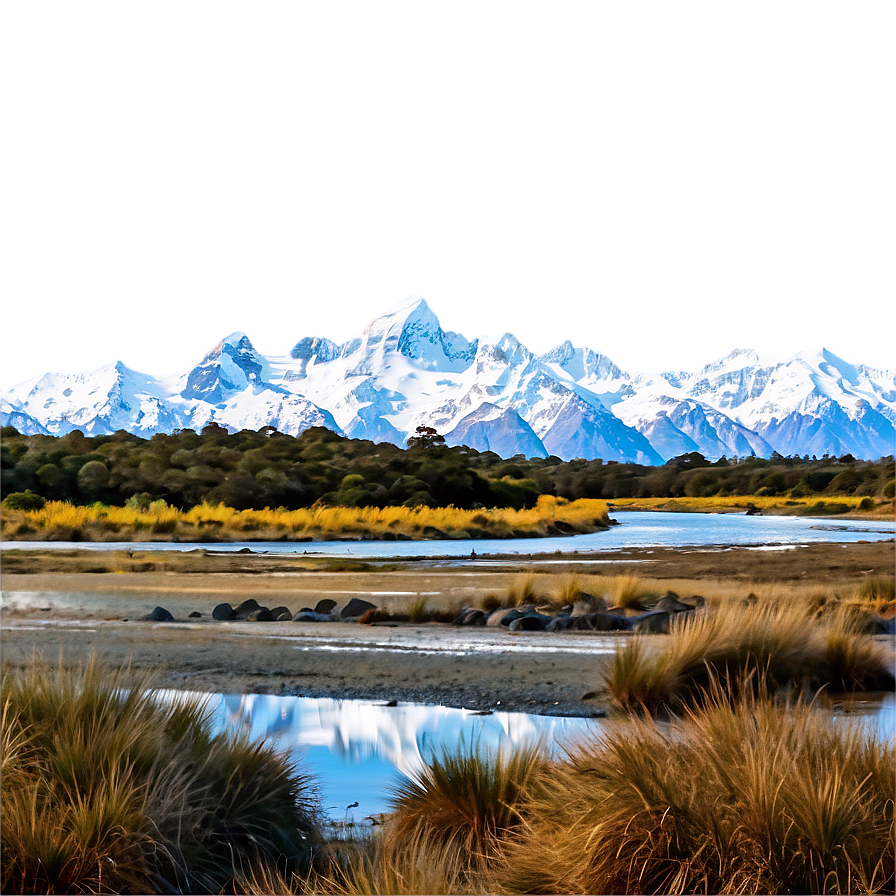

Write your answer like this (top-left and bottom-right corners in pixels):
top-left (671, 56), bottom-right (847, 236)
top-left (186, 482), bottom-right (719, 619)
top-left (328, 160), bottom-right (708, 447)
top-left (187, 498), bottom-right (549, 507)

top-left (1, 2), bottom-right (893, 389)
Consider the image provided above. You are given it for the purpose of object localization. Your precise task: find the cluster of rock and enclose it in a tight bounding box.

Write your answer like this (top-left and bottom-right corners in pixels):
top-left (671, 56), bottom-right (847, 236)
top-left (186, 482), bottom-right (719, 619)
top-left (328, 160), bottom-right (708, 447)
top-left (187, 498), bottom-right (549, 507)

top-left (452, 592), bottom-right (705, 635)
top-left (138, 596), bottom-right (378, 623)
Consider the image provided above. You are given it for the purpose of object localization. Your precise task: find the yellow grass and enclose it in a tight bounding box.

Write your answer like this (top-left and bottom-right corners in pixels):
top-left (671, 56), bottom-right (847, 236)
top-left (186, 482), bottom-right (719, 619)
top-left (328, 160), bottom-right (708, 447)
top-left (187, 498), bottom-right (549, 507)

top-left (609, 495), bottom-right (875, 513)
top-left (1, 496), bottom-right (610, 543)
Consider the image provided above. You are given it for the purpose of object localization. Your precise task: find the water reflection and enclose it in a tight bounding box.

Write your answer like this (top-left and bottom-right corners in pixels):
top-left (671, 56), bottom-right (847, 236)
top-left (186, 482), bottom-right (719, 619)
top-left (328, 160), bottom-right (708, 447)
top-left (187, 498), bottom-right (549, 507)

top-left (155, 691), bottom-right (895, 821)
top-left (161, 691), bottom-right (601, 818)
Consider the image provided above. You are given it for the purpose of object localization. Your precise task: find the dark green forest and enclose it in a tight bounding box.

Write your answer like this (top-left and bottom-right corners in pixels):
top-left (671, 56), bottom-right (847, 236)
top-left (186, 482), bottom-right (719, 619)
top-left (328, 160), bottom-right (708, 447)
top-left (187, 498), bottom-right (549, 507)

top-left (1, 424), bottom-right (893, 511)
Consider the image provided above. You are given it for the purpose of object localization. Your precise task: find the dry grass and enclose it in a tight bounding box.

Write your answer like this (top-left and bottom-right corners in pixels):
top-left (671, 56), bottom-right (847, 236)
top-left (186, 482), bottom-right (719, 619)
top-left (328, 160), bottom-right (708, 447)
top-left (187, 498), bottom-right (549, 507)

top-left (488, 690), bottom-right (895, 895)
top-left (608, 573), bottom-right (656, 609)
top-left (0, 655), bottom-right (323, 894)
top-left (610, 495), bottom-right (881, 514)
top-left (504, 572), bottom-right (540, 607)
top-left (387, 739), bottom-right (548, 857)
top-left (607, 601), bottom-right (895, 713)
top-left (1, 496), bottom-right (610, 543)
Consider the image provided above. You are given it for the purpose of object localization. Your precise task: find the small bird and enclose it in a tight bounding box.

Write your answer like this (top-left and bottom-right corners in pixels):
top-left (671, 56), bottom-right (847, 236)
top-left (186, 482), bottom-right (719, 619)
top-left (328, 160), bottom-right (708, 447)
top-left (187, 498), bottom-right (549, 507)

top-left (346, 801), bottom-right (359, 810)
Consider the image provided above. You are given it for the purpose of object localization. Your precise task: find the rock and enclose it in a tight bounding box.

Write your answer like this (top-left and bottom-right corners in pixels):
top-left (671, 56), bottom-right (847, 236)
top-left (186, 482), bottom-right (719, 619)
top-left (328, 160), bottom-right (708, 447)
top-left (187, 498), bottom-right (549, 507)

top-left (453, 607), bottom-right (487, 626)
top-left (341, 598), bottom-right (377, 618)
top-left (654, 592), bottom-right (696, 614)
top-left (140, 606), bottom-right (174, 622)
top-left (422, 526), bottom-right (448, 539)
top-left (270, 606), bottom-right (293, 621)
top-left (591, 613), bottom-right (627, 631)
top-left (508, 613), bottom-right (552, 631)
top-left (246, 607), bottom-right (273, 621)
top-left (213, 602), bottom-right (236, 620)
top-left (233, 599), bottom-right (261, 619)
top-left (293, 611), bottom-right (332, 622)
top-left (546, 616), bottom-right (576, 631)
top-left (868, 615), bottom-right (896, 635)
top-left (188, 611), bottom-right (202, 618)
top-left (314, 598), bottom-right (338, 615)
top-left (485, 607), bottom-right (516, 627)
top-left (632, 611), bottom-right (673, 634)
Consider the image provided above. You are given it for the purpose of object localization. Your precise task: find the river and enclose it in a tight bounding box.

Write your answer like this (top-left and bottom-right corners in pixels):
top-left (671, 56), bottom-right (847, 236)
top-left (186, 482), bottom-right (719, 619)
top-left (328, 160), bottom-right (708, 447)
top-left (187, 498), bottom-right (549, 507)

top-left (1, 511), bottom-right (893, 558)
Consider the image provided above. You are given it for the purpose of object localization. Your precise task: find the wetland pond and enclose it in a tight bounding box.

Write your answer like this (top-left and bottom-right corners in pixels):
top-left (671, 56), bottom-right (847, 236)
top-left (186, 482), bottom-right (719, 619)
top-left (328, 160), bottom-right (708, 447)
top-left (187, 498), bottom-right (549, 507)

top-left (157, 690), bottom-right (895, 821)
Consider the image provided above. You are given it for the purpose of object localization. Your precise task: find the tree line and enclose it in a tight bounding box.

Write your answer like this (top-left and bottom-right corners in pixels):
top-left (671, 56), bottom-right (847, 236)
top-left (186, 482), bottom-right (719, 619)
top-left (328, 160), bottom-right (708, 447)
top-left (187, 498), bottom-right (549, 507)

top-left (1, 424), bottom-right (893, 511)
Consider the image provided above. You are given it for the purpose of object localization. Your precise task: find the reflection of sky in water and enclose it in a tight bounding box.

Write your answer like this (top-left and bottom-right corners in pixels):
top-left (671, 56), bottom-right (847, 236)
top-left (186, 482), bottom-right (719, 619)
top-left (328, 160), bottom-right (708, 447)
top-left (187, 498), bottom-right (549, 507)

top-left (152, 691), bottom-right (895, 821)
top-left (4, 511), bottom-right (893, 558)
top-left (154, 691), bottom-right (602, 818)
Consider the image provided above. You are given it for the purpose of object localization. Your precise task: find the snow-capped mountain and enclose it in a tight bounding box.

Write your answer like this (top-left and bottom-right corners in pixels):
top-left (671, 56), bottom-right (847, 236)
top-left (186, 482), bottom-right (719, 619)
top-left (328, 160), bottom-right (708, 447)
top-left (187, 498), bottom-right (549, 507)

top-left (3, 297), bottom-right (894, 461)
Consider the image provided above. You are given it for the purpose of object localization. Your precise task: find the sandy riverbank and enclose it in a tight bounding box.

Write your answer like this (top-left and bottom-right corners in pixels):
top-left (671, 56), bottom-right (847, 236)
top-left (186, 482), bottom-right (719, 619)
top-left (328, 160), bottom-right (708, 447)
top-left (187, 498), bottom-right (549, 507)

top-left (2, 541), bottom-right (893, 716)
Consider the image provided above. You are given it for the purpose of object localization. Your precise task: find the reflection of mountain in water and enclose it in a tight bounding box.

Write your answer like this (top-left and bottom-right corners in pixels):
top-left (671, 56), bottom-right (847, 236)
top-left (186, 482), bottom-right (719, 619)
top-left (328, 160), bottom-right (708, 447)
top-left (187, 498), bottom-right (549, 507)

top-left (216, 693), bottom-right (598, 779)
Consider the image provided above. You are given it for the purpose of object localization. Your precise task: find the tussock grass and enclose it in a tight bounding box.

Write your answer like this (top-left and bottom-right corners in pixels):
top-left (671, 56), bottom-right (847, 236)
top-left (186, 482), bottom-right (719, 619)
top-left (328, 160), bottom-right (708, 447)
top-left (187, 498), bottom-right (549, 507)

top-left (488, 691), bottom-right (895, 895)
top-left (550, 573), bottom-right (587, 609)
top-left (407, 595), bottom-right (430, 624)
top-left (607, 601), bottom-right (895, 713)
top-left (504, 572), bottom-right (539, 607)
top-left (861, 574), bottom-right (896, 606)
top-left (1, 497), bottom-right (610, 543)
top-left (314, 831), bottom-right (476, 895)
top-left (0, 656), bottom-right (323, 894)
top-left (608, 573), bottom-right (655, 610)
top-left (387, 739), bottom-right (548, 857)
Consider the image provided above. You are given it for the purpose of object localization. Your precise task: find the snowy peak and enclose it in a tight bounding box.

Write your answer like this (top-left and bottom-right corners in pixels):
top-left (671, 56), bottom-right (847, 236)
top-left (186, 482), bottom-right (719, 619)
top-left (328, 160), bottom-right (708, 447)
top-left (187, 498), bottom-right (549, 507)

top-left (2, 299), bottom-right (893, 461)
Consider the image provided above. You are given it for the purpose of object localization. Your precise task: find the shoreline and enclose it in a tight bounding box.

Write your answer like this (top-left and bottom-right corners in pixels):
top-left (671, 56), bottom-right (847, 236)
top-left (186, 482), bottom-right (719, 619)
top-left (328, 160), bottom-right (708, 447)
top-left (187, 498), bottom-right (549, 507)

top-left (2, 540), bottom-right (893, 717)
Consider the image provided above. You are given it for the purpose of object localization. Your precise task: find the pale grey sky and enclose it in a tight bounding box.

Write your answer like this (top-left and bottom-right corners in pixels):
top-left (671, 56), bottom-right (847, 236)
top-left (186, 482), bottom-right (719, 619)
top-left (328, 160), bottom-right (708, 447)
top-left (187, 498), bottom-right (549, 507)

top-left (2, 1), bottom-right (893, 387)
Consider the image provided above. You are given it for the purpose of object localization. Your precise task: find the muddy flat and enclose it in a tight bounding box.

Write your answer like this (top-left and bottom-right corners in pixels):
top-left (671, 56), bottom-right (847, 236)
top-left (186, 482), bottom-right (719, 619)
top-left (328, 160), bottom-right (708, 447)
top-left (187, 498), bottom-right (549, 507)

top-left (2, 541), bottom-right (893, 715)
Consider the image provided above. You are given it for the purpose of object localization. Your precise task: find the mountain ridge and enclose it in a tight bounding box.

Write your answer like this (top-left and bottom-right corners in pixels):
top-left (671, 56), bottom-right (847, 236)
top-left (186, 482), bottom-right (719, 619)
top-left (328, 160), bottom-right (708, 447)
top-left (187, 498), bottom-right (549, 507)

top-left (3, 297), bottom-right (894, 462)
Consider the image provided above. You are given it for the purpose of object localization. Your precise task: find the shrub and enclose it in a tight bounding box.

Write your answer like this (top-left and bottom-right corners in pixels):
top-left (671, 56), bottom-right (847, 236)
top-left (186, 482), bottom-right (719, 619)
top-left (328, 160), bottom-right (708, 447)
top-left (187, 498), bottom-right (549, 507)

top-left (1, 490), bottom-right (46, 511)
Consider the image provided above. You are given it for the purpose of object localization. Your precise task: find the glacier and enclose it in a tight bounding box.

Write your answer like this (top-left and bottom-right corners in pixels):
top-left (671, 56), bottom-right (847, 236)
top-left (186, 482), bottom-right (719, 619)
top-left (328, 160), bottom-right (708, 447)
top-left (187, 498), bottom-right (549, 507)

top-left (3, 296), bottom-right (894, 462)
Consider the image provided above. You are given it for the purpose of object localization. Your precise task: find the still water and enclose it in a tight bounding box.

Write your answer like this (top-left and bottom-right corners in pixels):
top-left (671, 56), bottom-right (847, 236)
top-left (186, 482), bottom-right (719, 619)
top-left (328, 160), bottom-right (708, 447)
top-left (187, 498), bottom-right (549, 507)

top-left (156, 690), bottom-right (895, 821)
top-left (2, 511), bottom-right (893, 559)
top-left (158, 691), bottom-right (602, 820)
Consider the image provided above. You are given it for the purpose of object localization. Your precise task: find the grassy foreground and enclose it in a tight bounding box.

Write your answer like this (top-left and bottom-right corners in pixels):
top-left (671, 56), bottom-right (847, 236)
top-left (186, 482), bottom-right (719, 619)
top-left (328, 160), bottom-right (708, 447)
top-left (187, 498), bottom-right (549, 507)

top-left (239, 691), bottom-right (894, 896)
top-left (1, 658), bottom-right (322, 895)
top-left (1, 496), bottom-right (609, 543)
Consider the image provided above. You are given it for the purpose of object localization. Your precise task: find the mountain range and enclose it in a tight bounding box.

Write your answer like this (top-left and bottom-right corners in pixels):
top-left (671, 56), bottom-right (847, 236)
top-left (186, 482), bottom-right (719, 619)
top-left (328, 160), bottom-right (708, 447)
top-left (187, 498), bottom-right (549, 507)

top-left (3, 297), bottom-right (894, 462)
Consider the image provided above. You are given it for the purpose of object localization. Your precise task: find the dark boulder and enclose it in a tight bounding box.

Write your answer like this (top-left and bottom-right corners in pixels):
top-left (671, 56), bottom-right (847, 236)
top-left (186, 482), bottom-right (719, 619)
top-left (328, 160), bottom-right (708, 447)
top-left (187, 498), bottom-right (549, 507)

top-left (632, 611), bottom-right (673, 634)
top-left (188, 611), bottom-right (202, 618)
top-left (485, 608), bottom-right (516, 627)
top-left (270, 606), bottom-right (293, 621)
top-left (314, 598), bottom-right (338, 615)
top-left (233, 599), bottom-right (261, 619)
top-left (508, 613), bottom-right (552, 632)
top-left (654, 592), bottom-right (696, 614)
top-left (591, 613), bottom-right (627, 631)
top-left (341, 598), bottom-right (377, 618)
top-left (213, 603), bottom-right (236, 620)
top-left (868, 615), bottom-right (896, 635)
top-left (140, 606), bottom-right (174, 622)
top-left (246, 607), bottom-right (273, 621)
top-left (547, 615), bottom-right (579, 632)
top-left (453, 607), bottom-right (487, 626)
